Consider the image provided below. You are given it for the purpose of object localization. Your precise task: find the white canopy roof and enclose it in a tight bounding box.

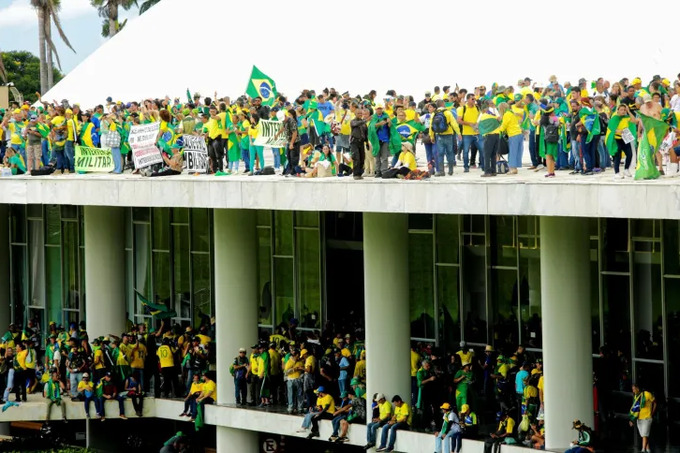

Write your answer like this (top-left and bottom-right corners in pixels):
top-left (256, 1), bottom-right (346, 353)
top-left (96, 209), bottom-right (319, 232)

top-left (41, 0), bottom-right (677, 109)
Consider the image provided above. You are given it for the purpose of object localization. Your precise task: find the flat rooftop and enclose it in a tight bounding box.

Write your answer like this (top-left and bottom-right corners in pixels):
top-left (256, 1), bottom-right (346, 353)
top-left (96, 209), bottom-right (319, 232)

top-left (1, 168), bottom-right (679, 219)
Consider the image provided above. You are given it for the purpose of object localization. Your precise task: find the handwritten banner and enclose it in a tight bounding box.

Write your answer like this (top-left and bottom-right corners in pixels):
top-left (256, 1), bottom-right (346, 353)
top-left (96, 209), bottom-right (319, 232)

top-left (254, 120), bottom-right (288, 147)
top-left (75, 146), bottom-right (114, 173)
top-left (129, 122), bottom-right (163, 169)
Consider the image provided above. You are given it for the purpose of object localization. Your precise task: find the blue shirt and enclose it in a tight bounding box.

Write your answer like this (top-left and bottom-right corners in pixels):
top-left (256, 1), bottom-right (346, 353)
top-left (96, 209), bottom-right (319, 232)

top-left (339, 357), bottom-right (350, 380)
top-left (317, 101), bottom-right (334, 118)
top-left (376, 114), bottom-right (390, 142)
top-left (515, 370), bottom-right (529, 394)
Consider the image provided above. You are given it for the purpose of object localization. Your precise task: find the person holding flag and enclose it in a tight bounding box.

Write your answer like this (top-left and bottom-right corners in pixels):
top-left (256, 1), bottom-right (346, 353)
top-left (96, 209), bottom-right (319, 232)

top-left (246, 66), bottom-right (277, 107)
top-left (606, 104), bottom-right (638, 179)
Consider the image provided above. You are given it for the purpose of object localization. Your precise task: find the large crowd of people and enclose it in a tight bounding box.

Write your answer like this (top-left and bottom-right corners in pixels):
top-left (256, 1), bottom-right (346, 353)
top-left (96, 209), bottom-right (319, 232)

top-left (2, 74), bottom-right (680, 181)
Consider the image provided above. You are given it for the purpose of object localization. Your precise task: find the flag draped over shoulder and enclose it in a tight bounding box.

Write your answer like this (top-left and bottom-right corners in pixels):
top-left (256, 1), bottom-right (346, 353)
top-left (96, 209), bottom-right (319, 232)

top-left (135, 289), bottom-right (176, 320)
top-left (605, 115), bottom-right (637, 156)
top-left (477, 115), bottom-right (500, 136)
top-left (367, 115), bottom-right (402, 156)
top-left (578, 108), bottom-right (601, 143)
top-left (393, 119), bottom-right (425, 147)
top-left (635, 113), bottom-right (670, 180)
top-left (246, 66), bottom-right (277, 106)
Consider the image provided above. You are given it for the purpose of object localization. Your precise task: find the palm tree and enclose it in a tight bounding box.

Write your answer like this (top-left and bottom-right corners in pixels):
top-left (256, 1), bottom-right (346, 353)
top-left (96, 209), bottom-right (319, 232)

top-left (90, 0), bottom-right (138, 38)
top-left (0, 49), bottom-right (7, 84)
top-left (31, 0), bottom-right (76, 94)
top-left (138, 0), bottom-right (160, 14)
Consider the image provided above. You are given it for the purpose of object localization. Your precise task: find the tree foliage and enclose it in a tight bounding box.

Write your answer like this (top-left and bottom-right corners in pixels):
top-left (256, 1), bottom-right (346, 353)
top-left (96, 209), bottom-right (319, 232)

top-left (0, 51), bottom-right (63, 103)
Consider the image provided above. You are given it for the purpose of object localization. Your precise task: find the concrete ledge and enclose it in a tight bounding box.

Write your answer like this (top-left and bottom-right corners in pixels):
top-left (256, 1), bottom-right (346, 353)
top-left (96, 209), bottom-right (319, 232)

top-left (2, 173), bottom-right (680, 219)
top-left (0, 397), bottom-right (154, 422)
top-left (154, 399), bottom-right (540, 453)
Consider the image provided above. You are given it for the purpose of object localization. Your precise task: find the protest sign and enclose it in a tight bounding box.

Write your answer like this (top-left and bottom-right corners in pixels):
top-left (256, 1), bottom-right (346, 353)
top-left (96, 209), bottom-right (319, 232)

top-left (75, 146), bottom-right (114, 173)
top-left (183, 135), bottom-right (208, 173)
top-left (129, 122), bottom-right (163, 169)
top-left (254, 120), bottom-right (288, 147)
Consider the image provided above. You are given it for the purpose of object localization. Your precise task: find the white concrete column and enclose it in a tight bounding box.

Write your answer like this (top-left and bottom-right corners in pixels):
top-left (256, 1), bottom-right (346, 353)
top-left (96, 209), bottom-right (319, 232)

top-left (213, 209), bottom-right (259, 406)
top-left (84, 206), bottom-right (126, 340)
top-left (217, 426), bottom-right (259, 453)
top-left (0, 206), bottom-right (11, 328)
top-left (363, 213), bottom-right (411, 405)
top-left (540, 216), bottom-right (593, 450)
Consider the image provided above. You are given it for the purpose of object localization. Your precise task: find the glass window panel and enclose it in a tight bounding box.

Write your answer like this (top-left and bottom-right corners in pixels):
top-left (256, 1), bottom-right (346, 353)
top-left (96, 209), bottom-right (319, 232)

top-left (62, 222), bottom-right (80, 310)
top-left (436, 215), bottom-right (460, 264)
top-left (29, 220), bottom-right (45, 307)
top-left (409, 233), bottom-right (435, 339)
top-left (590, 259), bottom-right (601, 354)
top-left (257, 210), bottom-right (271, 227)
top-left (632, 219), bottom-right (659, 239)
top-left (45, 205), bottom-right (61, 246)
top-left (463, 245), bottom-right (487, 344)
top-left (490, 216), bottom-right (516, 267)
top-left (295, 211), bottom-right (319, 228)
top-left (173, 226), bottom-right (191, 320)
top-left (132, 207), bottom-right (150, 222)
top-left (297, 230), bottom-right (321, 329)
top-left (64, 311), bottom-right (80, 328)
top-left (191, 253), bottom-right (212, 327)
top-left (663, 220), bottom-right (680, 276)
top-left (437, 266), bottom-right (460, 350)
top-left (519, 250), bottom-right (542, 348)
top-left (46, 247), bottom-right (62, 324)
top-left (27, 204), bottom-right (42, 219)
top-left (153, 208), bottom-right (170, 251)
top-left (191, 209), bottom-right (210, 253)
top-left (462, 215), bottom-right (485, 234)
top-left (602, 218), bottom-right (630, 272)
top-left (257, 228), bottom-right (273, 325)
top-left (125, 250), bottom-right (134, 323)
top-left (274, 257), bottom-right (295, 326)
top-left (134, 224), bottom-right (152, 312)
top-left (61, 205), bottom-right (77, 219)
top-left (274, 211), bottom-right (293, 256)
top-left (518, 216), bottom-right (538, 237)
top-left (125, 208), bottom-right (132, 249)
top-left (172, 207), bottom-right (189, 224)
top-left (409, 214), bottom-right (433, 231)
top-left (667, 278), bottom-right (680, 396)
top-left (153, 251), bottom-right (172, 306)
top-left (490, 269), bottom-right (519, 349)
top-left (11, 245), bottom-right (27, 324)
top-left (634, 361), bottom-right (664, 400)
top-left (633, 255), bottom-right (663, 360)
top-left (603, 274), bottom-right (631, 361)
top-left (10, 205), bottom-right (26, 243)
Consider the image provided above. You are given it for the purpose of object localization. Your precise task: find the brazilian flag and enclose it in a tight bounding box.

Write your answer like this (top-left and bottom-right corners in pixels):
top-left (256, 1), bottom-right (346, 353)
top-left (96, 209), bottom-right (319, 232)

top-left (635, 113), bottom-right (670, 180)
top-left (578, 108), bottom-right (601, 144)
top-left (605, 115), bottom-right (637, 156)
top-left (246, 65), bottom-right (277, 106)
top-left (135, 289), bottom-right (177, 320)
top-left (368, 115), bottom-right (402, 156)
top-left (478, 114), bottom-right (500, 136)
top-left (393, 119), bottom-right (425, 147)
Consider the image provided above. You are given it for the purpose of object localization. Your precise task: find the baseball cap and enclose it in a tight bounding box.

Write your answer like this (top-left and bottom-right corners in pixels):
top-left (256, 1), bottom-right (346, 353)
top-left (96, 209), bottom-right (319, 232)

top-left (440, 402), bottom-right (452, 410)
top-left (632, 77), bottom-right (642, 85)
top-left (461, 404), bottom-right (470, 412)
top-left (643, 94), bottom-right (653, 103)
top-left (350, 378), bottom-right (360, 386)
top-left (82, 372), bottom-right (90, 378)
top-left (376, 393), bottom-right (385, 401)
top-left (238, 347), bottom-right (246, 353)
top-left (375, 104), bottom-right (384, 109)
top-left (315, 386), bottom-right (325, 394)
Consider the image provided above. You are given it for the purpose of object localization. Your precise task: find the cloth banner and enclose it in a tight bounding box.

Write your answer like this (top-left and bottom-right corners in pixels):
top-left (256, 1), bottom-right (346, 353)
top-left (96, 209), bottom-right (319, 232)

top-left (75, 146), bottom-right (114, 173)
top-left (254, 120), bottom-right (288, 147)
top-left (182, 135), bottom-right (208, 173)
top-left (129, 122), bottom-right (162, 169)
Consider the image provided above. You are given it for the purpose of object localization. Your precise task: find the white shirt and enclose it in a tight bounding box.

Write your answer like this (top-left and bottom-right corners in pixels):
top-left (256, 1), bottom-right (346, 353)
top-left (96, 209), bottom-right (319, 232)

top-left (670, 94), bottom-right (680, 112)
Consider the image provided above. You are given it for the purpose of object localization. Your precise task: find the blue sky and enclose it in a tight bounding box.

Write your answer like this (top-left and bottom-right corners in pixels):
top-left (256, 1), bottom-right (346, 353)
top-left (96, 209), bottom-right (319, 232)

top-left (0, 0), bottom-right (137, 74)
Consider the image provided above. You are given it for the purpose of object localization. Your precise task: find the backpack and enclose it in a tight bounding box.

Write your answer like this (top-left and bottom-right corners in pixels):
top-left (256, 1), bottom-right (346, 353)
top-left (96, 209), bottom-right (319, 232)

top-left (431, 111), bottom-right (449, 134)
top-left (497, 156), bottom-right (509, 174)
top-left (544, 124), bottom-right (559, 143)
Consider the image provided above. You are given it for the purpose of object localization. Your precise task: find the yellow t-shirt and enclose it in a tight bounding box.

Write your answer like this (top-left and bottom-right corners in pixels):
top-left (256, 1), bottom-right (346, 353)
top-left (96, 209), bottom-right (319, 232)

top-left (493, 110), bottom-right (522, 137)
top-left (615, 117), bottom-right (630, 139)
top-left (639, 391), bottom-right (655, 419)
top-left (77, 381), bottom-right (94, 393)
top-left (405, 108), bottom-right (417, 122)
top-left (457, 105), bottom-right (481, 135)
top-left (395, 402), bottom-right (412, 425)
top-left (456, 350), bottom-right (474, 364)
top-left (353, 359), bottom-right (366, 381)
top-left (248, 122), bottom-right (259, 141)
top-left (130, 344), bottom-right (146, 369)
top-left (337, 109), bottom-right (355, 136)
top-left (537, 376), bottom-right (544, 394)
top-left (202, 380), bottom-right (217, 400)
top-left (498, 417), bottom-right (515, 434)
top-left (304, 355), bottom-right (316, 374)
top-left (316, 394), bottom-right (335, 413)
top-left (398, 151), bottom-right (417, 171)
top-left (16, 350), bottom-right (27, 369)
top-left (189, 382), bottom-right (203, 395)
top-left (410, 350), bottom-right (421, 377)
top-left (94, 349), bottom-right (105, 370)
top-left (156, 345), bottom-right (175, 368)
top-left (196, 334), bottom-right (211, 346)
top-left (205, 118), bottom-right (222, 139)
top-left (284, 358), bottom-right (303, 380)
top-left (379, 400), bottom-right (392, 420)
top-left (9, 122), bottom-right (24, 145)
top-left (249, 353), bottom-right (259, 375)
top-left (50, 116), bottom-right (67, 146)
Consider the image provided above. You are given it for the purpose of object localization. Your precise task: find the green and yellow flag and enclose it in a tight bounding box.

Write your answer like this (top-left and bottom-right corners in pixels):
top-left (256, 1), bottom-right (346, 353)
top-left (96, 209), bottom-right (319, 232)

top-left (393, 119), bottom-right (425, 147)
top-left (638, 113), bottom-right (670, 150)
top-left (246, 66), bottom-right (277, 106)
top-left (605, 115), bottom-right (637, 156)
top-left (135, 289), bottom-right (177, 320)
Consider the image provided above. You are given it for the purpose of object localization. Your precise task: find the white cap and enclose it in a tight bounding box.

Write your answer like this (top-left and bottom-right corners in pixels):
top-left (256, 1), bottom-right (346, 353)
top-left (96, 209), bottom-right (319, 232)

top-left (376, 393), bottom-right (385, 401)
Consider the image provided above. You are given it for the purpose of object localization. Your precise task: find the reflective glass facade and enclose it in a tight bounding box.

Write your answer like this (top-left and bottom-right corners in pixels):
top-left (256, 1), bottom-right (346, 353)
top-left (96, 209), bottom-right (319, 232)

top-left (5, 207), bottom-right (680, 414)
